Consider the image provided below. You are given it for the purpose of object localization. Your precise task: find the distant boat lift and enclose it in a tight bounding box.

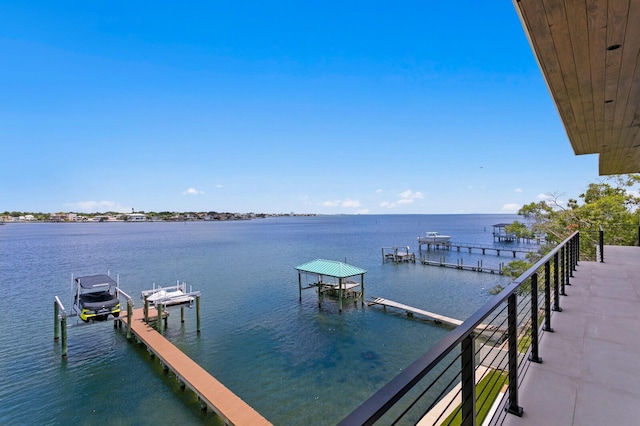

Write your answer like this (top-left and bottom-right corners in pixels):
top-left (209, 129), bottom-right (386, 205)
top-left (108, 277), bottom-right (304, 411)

top-left (382, 246), bottom-right (416, 263)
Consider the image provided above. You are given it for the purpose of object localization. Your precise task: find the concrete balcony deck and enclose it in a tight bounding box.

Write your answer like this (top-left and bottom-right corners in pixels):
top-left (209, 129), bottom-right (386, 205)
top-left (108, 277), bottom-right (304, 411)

top-left (501, 245), bottom-right (640, 426)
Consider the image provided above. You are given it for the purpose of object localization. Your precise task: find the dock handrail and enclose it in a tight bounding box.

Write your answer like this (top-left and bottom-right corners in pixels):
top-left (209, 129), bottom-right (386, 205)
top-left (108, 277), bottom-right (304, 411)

top-left (339, 231), bottom-right (580, 425)
top-left (54, 296), bottom-right (67, 317)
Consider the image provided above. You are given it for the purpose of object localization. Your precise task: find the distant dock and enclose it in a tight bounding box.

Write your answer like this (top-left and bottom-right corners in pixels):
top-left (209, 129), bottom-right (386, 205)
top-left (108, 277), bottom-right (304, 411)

top-left (420, 257), bottom-right (505, 274)
top-left (418, 241), bottom-right (535, 258)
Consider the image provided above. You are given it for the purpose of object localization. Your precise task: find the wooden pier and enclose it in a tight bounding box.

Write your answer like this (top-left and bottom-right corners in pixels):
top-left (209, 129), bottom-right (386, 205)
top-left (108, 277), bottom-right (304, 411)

top-left (119, 308), bottom-right (272, 426)
top-left (420, 257), bottom-right (505, 274)
top-left (368, 297), bottom-right (499, 333)
top-left (418, 241), bottom-right (534, 258)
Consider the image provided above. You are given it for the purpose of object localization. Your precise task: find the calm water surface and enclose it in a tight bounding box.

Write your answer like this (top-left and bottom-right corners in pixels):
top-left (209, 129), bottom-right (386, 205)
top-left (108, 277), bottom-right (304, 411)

top-left (0, 214), bottom-right (532, 425)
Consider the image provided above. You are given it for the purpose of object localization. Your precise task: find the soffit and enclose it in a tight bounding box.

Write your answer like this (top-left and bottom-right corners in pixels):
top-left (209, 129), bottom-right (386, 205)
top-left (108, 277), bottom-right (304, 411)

top-left (514, 0), bottom-right (640, 174)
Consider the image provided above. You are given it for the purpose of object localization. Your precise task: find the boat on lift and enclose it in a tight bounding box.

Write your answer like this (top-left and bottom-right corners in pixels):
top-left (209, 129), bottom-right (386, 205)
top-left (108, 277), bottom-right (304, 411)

top-left (417, 231), bottom-right (451, 245)
top-left (73, 274), bottom-right (121, 322)
top-left (141, 281), bottom-right (195, 308)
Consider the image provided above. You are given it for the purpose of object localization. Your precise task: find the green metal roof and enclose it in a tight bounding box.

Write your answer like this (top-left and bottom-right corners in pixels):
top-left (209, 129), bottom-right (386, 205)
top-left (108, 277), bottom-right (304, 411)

top-left (295, 259), bottom-right (367, 278)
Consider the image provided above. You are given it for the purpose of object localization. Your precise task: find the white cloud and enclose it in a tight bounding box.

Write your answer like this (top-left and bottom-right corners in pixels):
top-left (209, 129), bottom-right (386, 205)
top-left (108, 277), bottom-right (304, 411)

top-left (183, 188), bottom-right (204, 195)
top-left (380, 201), bottom-right (396, 208)
top-left (322, 200), bottom-right (340, 207)
top-left (537, 193), bottom-right (553, 200)
top-left (356, 209), bottom-right (370, 214)
top-left (502, 203), bottom-right (521, 212)
top-left (342, 199), bottom-right (361, 208)
top-left (514, 188), bottom-right (523, 193)
top-left (398, 190), bottom-right (424, 200)
top-left (376, 189), bottom-right (383, 193)
top-left (65, 201), bottom-right (130, 213)
top-left (397, 198), bottom-right (414, 204)
top-left (215, 184), bottom-right (223, 188)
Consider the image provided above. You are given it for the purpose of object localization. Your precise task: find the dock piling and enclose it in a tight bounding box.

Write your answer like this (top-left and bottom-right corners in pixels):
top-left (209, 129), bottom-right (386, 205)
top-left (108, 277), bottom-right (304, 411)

top-left (157, 303), bottom-right (163, 333)
top-left (126, 301), bottom-right (132, 340)
top-left (54, 301), bottom-right (59, 341)
top-left (196, 295), bottom-right (201, 333)
top-left (60, 315), bottom-right (67, 358)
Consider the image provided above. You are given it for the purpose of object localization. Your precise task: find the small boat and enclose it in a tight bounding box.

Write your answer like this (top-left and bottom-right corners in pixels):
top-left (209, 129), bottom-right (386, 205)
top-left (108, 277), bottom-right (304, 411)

top-left (73, 274), bottom-right (121, 322)
top-left (417, 231), bottom-right (451, 245)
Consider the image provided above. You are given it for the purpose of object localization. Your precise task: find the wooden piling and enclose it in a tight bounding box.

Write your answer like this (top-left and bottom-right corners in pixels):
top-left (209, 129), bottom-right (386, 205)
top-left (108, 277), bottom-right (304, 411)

top-left (196, 295), bottom-right (201, 333)
top-left (126, 301), bottom-right (133, 340)
top-left (157, 303), bottom-right (163, 333)
top-left (54, 301), bottom-right (60, 341)
top-left (61, 315), bottom-right (67, 358)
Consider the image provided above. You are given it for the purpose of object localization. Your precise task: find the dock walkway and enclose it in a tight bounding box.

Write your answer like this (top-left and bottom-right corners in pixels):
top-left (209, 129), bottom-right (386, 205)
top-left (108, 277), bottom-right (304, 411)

top-left (420, 258), bottom-right (504, 274)
top-left (419, 241), bottom-right (535, 258)
top-left (369, 297), bottom-right (463, 327)
top-left (369, 297), bottom-right (499, 333)
top-left (120, 308), bottom-right (271, 426)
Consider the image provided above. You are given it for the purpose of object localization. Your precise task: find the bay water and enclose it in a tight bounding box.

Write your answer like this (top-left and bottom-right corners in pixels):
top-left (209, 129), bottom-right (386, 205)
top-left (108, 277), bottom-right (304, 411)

top-left (0, 214), bottom-right (529, 425)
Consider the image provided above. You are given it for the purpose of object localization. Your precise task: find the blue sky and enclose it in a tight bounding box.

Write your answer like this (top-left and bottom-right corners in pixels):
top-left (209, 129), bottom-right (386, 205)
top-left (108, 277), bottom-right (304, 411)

top-left (0, 1), bottom-right (601, 214)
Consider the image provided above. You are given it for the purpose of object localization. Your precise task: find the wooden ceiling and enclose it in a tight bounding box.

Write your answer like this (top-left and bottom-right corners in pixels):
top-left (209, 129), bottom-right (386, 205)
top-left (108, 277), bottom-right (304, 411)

top-left (514, 0), bottom-right (640, 175)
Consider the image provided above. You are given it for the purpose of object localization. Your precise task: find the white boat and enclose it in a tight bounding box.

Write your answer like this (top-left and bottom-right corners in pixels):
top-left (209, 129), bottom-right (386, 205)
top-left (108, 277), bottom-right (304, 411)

top-left (417, 231), bottom-right (451, 245)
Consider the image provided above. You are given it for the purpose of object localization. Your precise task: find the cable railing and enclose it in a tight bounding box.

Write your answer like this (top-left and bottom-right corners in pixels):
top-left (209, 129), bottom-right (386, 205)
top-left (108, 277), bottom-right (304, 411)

top-left (339, 231), bottom-right (580, 426)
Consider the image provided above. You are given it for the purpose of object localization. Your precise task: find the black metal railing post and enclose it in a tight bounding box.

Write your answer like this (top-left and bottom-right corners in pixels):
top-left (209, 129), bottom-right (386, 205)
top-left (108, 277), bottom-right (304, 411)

top-left (461, 334), bottom-right (476, 426)
top-left (569, 239), bottom-right (575, 277)
top-left (565, 243), bottom-right (571, 286)
top-left (599, 227), bottom-right (604, 263)
top-left (559, 247), bottom-right (566, 295)
top-left (553, 253), bottom-right (561, 311)
top-left (543, 260), bottom-right (554, 332)
top-left (505, 293), bottom-right (523, 416)
top-left (529, 273), bottom-right (542, 363)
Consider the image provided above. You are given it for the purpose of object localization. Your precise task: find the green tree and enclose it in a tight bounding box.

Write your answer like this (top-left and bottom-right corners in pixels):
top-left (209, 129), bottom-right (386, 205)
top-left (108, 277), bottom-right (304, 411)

top-left (516, 175), bottom-right (640, 260)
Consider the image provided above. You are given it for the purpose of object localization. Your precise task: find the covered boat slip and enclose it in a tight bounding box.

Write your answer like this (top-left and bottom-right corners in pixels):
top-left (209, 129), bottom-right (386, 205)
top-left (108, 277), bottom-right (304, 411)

top-left (295, 259), bottom-right (367, 312)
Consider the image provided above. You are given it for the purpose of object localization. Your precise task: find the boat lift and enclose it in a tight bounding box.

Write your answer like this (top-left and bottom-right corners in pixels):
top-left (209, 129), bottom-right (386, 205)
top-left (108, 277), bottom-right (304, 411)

top-left (140, 281), bottom-right (201, 334)
top-left (53, 275), bottom-right (134, 358)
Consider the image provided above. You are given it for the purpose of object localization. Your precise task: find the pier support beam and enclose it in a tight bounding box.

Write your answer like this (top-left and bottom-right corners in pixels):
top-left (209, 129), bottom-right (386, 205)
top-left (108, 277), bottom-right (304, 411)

top-left (126, 301), bottom-right (133, 340)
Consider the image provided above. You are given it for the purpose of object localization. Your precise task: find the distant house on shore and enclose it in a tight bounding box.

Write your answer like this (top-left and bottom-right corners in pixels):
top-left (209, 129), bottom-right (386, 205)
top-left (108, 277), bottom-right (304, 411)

top-left (127, 213), bottom-right (147, 222)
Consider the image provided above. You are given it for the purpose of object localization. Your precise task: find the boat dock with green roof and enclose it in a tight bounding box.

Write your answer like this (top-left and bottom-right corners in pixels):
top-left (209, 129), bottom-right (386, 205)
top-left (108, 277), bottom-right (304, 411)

top-left (295, 259), bottom-right (366, 312)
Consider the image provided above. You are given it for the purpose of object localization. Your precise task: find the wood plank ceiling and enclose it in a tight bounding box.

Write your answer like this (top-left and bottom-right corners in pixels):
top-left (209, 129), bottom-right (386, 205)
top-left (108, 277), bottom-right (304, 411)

top-left (514, 0), bottom-right (640, 175)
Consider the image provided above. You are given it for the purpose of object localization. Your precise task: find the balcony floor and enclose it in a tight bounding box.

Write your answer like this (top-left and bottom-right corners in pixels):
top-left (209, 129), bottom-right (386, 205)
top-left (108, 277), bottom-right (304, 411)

top-left (501, 245), bottom-right (640, 426)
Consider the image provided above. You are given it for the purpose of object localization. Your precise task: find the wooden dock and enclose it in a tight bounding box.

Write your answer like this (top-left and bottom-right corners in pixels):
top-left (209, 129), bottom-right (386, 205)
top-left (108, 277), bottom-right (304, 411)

top-left (420, 257), bottom-right (504, 274)
top-left (119, 308), bottom-right (271, 426)
top-left (418, 241), bottom-right (534, 258)
top-left (368, 297), bottom-right (500, 333)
